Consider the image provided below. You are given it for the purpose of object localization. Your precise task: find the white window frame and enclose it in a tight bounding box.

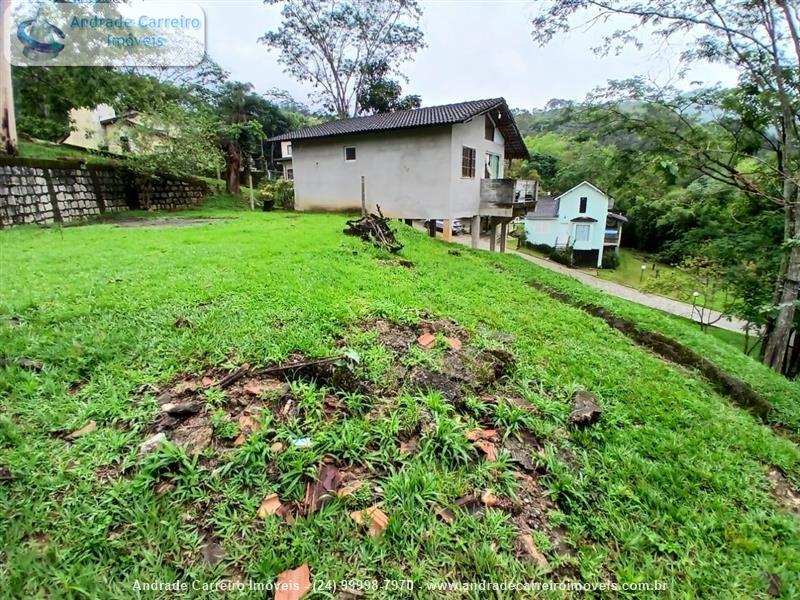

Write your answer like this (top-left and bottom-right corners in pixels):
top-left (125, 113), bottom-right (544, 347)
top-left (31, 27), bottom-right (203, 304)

top-left (285, 143), bottom-right (292, 157)
top-left (344, 146), bottom-right (357, 161)
top-left (575, 224), bottom-right (591, 242)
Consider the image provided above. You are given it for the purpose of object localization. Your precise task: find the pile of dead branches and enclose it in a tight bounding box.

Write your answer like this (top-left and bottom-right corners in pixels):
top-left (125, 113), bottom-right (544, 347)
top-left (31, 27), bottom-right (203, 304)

top-left (343, 205), bottom-right (403, 253)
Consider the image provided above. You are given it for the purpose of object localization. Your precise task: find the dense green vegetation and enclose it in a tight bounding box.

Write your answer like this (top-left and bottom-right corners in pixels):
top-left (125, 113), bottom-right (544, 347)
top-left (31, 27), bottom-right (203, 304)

top-left (1, 206), bottom-right (797, 597)
top-left (509, 104), bottom-right (788, 366)
top-left (11, 63), bottom-right (317, 189)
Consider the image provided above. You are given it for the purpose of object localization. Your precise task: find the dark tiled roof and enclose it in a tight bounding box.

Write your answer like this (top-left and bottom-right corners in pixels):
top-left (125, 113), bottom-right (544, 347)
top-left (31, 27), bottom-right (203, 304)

top-left (269, 98), bottom-right (529, 159)
top-left (526, 196), bottom-right (559, 219)
top-left (607, 212), bottom-right (628, 223)
top-left (571, 216), bottom-right (598, 223)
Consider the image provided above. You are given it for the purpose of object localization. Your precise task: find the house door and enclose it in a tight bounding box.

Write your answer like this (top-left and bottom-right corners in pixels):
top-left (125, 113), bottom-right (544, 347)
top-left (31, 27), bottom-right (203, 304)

top-left (485, 153), bottom-right (500, 179)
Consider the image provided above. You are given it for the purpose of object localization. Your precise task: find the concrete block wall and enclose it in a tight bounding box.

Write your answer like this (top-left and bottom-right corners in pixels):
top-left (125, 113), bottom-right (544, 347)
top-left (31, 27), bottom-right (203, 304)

top-left (0, 160), bottom-right (209, 228)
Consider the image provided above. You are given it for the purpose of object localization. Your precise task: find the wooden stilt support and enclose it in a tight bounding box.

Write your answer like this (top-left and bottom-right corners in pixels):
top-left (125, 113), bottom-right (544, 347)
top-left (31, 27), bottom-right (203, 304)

top-left (500, 221), bottom-right (507, 253)
top-left (471, 215), bottom-right (480, 249)
top-left (489, 219), bottom-right (497, 252)
top-left (428, 219), bottom-right (436, 237)
top-left (442, 219), bottom-right (453, 242)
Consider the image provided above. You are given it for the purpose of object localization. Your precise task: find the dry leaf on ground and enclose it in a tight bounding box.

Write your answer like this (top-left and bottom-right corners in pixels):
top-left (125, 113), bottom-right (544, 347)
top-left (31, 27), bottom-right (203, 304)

top-left (445, 337), bottom-right (462, 352)
top-left (275, 564), bottom-right (311, 600)
top-left (474, 440), bottom-right (497, 461)
top-left (66, 420), bottom-right (97, 440)
top-left (337, 479), bottom-right (365, 498)
top-left (519, 532), bottom-right (550, 570)
top-left (466, 429), bottom-right (496, 442)
top-left (258, 493), bottom-right (283, 519)
top-left (350, 505), bottom-right (389, 537)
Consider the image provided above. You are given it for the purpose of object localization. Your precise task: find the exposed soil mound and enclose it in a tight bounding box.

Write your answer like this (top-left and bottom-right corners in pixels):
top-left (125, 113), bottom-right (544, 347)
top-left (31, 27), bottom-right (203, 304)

top-left (134, 316), bottom-right (573, 570)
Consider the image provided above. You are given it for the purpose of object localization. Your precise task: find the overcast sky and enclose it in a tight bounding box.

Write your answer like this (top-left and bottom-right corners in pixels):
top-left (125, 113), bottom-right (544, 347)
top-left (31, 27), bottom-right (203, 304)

top-left (198, 0), bottom-right (739, 111)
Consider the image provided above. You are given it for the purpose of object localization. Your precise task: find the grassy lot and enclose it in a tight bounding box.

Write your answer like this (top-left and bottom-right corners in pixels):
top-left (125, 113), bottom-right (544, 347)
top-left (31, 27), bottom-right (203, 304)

top-left (1, 202), bottom-right (798, 598)
top-left (597, 249), bottom-right (726, 312)
top-left (16, 140), bottom-right (122, 167)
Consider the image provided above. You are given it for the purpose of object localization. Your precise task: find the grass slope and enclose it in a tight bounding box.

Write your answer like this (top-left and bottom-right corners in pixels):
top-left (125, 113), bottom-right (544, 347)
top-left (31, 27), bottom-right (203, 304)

top-left (1, 205), bottom-right (798, 598)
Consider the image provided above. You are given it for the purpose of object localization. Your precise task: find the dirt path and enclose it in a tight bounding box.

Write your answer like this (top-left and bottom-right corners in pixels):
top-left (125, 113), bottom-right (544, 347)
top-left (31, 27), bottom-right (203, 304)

top-left (442, 231), bottom-right (751, 334)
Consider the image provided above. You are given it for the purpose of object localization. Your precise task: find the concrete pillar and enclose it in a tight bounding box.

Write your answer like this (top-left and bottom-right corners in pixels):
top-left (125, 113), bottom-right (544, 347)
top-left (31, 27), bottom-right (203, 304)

top-left (471, 215), bottom-right (480, 249)
top-left (442, 219), bottom-right (453, 242)
top-left (428, 220), bottom-right (436, 238)
top-left (489, 219), bottom-right (497, 252)
top-left (499, 221), bottom-right (507, 253)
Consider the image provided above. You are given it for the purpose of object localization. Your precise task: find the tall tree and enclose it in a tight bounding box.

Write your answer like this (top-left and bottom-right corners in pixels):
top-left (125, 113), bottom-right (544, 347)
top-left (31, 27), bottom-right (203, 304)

top-left (532, 0), bottom-right (800, 374)
top-left (215, 82), bottom-right (289, 193)
top-left (259, 0), bottom-right (425, 118)
top-left (356, 59), bottom-right (421, 114)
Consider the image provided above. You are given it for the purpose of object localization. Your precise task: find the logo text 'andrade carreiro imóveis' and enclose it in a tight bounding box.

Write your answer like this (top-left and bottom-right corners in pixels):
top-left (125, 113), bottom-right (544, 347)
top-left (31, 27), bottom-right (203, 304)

top-left (9, 1), bottom-right (206, 67)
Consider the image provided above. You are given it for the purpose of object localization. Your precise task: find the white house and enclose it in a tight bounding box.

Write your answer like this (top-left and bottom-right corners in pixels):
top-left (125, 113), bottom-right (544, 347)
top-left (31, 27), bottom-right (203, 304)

top-left (267, 98), bottom-right (530, 239)
top-left (275, 140), bottom-right (294, 180)
top-left (524, 181), bottom-right (627, 267)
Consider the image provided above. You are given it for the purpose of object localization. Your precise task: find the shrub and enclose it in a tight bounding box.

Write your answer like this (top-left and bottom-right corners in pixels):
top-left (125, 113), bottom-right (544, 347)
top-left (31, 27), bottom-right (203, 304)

top-left (525, 241), bottom-right (555, 254)
top-left (549, 246), bottom-right (574, 267)
top-left (260, 178), bottom-right (295, 209)
top-left (602, 250), bottom-right (621, 269)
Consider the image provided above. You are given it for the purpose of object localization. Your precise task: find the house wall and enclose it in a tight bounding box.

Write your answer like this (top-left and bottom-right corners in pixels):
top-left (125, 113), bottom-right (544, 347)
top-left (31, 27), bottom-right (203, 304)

top-left (558, 183), bottom-right (608, 261)
top-left (524, 219), bottom-right (559, 246)
top-left (449, 114), bottom-right (505, 218)
top-left (291, 126), bottom-right (453, 219)
top-left (62, 104), bottom-right (115, 150)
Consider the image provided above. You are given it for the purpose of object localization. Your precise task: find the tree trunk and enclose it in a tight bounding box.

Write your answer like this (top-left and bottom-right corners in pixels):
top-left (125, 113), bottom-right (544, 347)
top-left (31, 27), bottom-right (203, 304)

top-left (0, 0), bottom-right (17, 155)
top-left (226, 143), bottom-right (241, 194)
top-left (762, 241), bottom-right (800, 373)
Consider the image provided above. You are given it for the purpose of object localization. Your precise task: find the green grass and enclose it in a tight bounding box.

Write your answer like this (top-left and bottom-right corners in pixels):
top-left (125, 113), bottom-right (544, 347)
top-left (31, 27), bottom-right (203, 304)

top-left (598, 249), bottom-right (726, 311)
top-left (16, 139), bottom-right (122, 166)
top-left (1, 203), bottom-right (798, 598)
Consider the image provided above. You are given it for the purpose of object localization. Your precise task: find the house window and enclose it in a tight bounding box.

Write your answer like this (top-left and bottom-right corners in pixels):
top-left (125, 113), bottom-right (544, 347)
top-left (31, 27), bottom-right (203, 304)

top-left (485, 115), bottom-right (495, 141)
top-left (286, 168), bottom-right (294, 180)
top-left (575, 224), bottom-right (590, 242)
top-left (579, 196), bottom-right (588, 213)
top-left (461, 146), bottom-right (476, 178)
top-left (344, 146), bottom-right (356, 161)
top-left (285, 143), bottom-right (292, 157)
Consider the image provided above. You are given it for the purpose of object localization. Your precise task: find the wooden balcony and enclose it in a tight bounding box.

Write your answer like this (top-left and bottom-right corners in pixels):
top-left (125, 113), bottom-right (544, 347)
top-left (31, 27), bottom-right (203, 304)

top-left (479, 179), bottom-right (536, 218)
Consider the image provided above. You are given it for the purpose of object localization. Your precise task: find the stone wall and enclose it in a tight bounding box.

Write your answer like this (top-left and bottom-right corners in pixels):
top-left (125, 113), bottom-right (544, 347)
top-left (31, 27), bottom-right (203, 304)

top-left (0, 159), bottom-right (209, 228)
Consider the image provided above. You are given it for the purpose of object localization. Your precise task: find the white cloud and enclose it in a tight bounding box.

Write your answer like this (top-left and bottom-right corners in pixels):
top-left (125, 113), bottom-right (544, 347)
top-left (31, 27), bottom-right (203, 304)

top-left (196, 0), bottom-right (739, 110)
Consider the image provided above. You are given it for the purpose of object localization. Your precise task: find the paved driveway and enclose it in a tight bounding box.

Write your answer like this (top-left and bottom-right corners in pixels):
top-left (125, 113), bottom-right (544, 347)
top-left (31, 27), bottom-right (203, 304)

top-left (443, 230), bottom-right (750, 334)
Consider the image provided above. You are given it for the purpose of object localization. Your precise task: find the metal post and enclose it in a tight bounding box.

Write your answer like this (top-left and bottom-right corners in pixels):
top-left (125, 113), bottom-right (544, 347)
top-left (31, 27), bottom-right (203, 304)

top-left (248, 171), bottom-right (254, 210)
top-left (361, 176), bottom-right (366, 216)
top-left (471, 215), bottom-right (480, 249)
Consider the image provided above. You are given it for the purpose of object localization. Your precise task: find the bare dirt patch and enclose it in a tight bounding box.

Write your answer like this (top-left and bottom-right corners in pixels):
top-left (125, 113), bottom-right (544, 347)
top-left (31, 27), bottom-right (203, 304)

top-left (766, 466), bottom-right (800, 516)
top-left (134, 316), bottom-right (575, 568)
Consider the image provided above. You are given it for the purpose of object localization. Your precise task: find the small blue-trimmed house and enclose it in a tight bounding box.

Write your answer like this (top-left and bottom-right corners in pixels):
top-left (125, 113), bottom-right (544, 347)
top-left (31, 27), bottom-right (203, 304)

top-left (524, 181), bottom-right (626, 267)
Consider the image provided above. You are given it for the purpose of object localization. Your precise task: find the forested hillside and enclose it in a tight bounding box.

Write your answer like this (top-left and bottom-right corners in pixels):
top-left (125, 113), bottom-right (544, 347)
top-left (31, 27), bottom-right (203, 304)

top-left (511, 98), bottom-right (789, 371)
